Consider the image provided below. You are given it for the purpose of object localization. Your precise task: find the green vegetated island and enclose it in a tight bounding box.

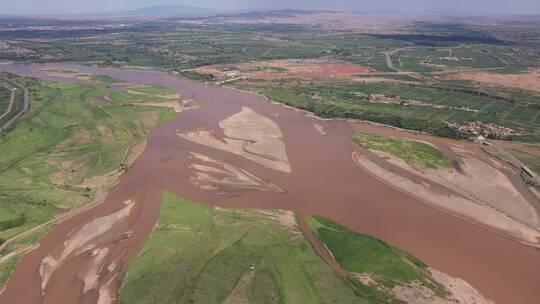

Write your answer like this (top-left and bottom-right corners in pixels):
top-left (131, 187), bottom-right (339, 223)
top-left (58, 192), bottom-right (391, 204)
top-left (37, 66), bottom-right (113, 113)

top-left (352, 131), bottom-right (452, 170)
top-left (0, 77), bottom-right (179, 285)
top-left (121, 191), bottom-right (461, 304)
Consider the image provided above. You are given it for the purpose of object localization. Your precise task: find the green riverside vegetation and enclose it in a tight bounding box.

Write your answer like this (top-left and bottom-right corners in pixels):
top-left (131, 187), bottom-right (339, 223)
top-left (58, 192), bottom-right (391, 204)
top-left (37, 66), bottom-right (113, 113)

top-left (120, 191), bottom-right (367, 304)
top-left (307, 216), bottom-right (449, 304)
top-left (352, 131), bottom-right (453, 170)
top-left (90, 75), bottom-right (125, 84)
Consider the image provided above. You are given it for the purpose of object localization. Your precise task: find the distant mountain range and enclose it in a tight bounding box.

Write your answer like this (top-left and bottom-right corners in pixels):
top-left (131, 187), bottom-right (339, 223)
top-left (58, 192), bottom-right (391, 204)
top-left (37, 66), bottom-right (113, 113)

top-left (216, 9), bottom-right (335, 19)
top-left (124, 5), bottom-right (221, 17)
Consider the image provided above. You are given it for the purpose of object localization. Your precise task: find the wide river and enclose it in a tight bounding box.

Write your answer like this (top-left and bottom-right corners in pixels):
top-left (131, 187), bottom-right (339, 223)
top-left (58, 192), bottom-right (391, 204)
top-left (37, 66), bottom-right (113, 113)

top-left (1, 64), bottom-right (539, 304)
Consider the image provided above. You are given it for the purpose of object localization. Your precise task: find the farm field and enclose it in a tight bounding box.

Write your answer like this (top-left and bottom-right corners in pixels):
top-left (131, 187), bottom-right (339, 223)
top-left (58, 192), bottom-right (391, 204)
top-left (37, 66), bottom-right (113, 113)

top-left (248, 81), bottom-right (540, 139)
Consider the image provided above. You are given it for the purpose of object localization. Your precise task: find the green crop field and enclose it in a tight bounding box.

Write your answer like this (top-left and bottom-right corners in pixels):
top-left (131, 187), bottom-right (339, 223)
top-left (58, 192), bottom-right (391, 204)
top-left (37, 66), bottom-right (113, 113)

top-left (250, 81), bottom-right (540, 139)
top-left (307, 216), bottom-right (449, 304)
top-left (120, 191), bottom-right (368, 304)
top-left (352, 131), bottom-right (452, 170)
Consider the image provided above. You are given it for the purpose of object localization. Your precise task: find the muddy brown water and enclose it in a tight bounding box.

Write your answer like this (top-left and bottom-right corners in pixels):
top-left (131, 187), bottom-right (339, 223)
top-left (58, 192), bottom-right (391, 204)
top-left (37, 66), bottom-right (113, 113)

top-left (1, 64), bottom-right (539, 304)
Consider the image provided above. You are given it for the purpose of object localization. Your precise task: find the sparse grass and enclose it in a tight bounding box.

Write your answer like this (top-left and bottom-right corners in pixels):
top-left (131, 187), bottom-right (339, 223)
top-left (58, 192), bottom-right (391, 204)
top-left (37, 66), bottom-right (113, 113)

top-left (508, 143), bottom-right (540, 175)
top-left (128, 85), bottom-right (177, 95)
top-left (352, 131), bottom-right (452, 170)
top-left (158, 108), bottom-right (179, 123)
top-left (120, 191), bottom-right (367, 304)
top-left (307, 216), bottom-right (448, 303)
top-left (90, 75), bottom-right (124, 84)
top-left (109, 91), bottom-right (172, 103)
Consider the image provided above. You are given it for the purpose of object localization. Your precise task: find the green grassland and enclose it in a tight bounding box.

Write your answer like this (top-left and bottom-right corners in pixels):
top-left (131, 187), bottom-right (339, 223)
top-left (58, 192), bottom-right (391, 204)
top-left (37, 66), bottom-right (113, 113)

top-left (307, 216), bottom-right (448, 304)
top-left (352, 131), bottom-right (453, 170)
top-left (0, 78), bottom-right (175, 248)
top-left (120, 191), bottom-right (367, 304)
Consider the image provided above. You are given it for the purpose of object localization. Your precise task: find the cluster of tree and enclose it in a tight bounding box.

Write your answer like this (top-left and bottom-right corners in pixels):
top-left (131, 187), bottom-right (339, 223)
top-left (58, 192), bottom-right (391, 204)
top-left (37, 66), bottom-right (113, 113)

top-left (181, 71), bottom-right (216, 81)
top-left (368, 33), bottom-right (507, 47)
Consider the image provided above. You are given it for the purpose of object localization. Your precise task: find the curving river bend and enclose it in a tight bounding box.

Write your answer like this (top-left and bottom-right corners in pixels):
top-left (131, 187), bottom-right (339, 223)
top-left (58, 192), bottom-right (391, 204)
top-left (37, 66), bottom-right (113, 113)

top-left (1, 64), bottom-right (539, 304)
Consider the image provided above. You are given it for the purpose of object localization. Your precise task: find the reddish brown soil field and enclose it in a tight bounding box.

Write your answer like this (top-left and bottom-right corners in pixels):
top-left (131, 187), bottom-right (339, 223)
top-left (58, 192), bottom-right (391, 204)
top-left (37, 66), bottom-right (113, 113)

top-left (195, 59), bottom-right (373, 80)
top-left (456, 70), bottom-right (540, 93)
top-left (251, 63), bottom-right (373, 79)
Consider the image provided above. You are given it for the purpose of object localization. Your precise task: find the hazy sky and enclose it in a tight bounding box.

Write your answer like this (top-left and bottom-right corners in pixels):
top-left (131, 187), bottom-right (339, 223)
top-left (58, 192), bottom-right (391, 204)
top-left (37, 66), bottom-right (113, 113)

top-left (2, 0), bottom-right (540, 15)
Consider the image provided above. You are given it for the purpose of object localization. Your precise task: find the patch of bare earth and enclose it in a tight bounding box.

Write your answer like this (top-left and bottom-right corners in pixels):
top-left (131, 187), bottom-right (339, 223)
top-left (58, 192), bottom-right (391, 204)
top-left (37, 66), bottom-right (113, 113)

top-left (39, 199), bottom-right (136, 295)
top-left (374, 148), bottom-right (540, 229)
top-left (195, 59), bottom-right (373, 80)
top-left (352, 151), bottom-right (540, 245)
top-left (38, 69), bottom-right (93, 81)
top-left (188, 152), bottom-right (284, 193)
top-left (179, 106), bottom-right (291, 173)
top-left (350, 270), bottom-right (493, 304)
top-left (314, 123), bottom-right (327, 135)
top-left (132, 98), bottom-right (198, 113)
top-left (456, 71), bottom-right (540, 93)
top-left (97, 273), bottom-right (119, 304)
top-left (124, 139), bottom-right (147, 165)
top-left (97, 125), bottom-right (114, 142)
top-left (224, 270), bottom-right (255, 304)
top-left (430, 269), bottom-right (494, 304)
